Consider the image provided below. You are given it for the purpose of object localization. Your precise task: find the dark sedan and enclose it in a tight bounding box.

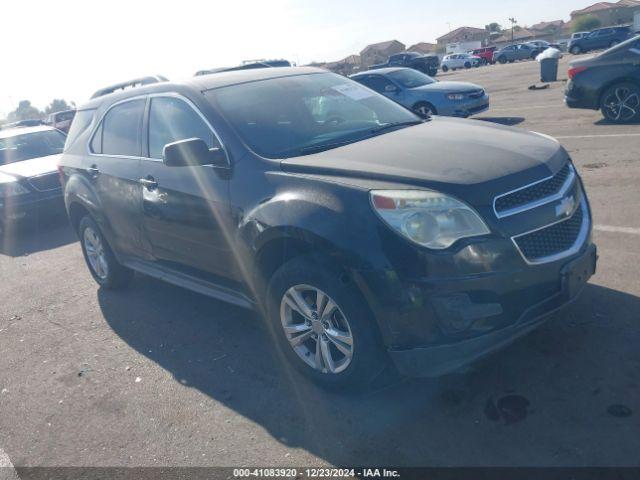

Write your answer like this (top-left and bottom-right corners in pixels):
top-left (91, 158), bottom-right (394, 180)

top-left (0, 126), bottom-right (66, 234)
top-left (565, 36), bottom-right (640, 123)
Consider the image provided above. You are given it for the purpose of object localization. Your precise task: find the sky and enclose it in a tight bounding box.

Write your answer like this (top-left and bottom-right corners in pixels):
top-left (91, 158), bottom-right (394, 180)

top-left (1, 0), bottom-right (591, 117)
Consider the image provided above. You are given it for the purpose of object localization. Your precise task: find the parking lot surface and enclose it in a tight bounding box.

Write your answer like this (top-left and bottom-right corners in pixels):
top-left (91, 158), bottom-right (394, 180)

top-left (1, 55), bottom-right (639, 469)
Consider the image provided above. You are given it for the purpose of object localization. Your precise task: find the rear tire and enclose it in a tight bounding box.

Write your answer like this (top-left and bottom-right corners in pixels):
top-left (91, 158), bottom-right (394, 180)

top-left (441, 65), bottom-right (449, 72)
top-left (498, 56), bottom-right (507, 64)
top-left (464, 62), bottom-right (471, 69)
top-left (78, 216), bottom-right (133, 289)
top-left (265, 255), bottom-right (388, 390)
top-left (600, 82), bottom-right (640, 124)
top-left (570, 45), bottom-right (582, 55)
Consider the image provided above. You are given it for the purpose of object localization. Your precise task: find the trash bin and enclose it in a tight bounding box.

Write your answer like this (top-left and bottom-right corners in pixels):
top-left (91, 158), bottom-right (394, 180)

top-left (540, 57), bottom-right (559, 82)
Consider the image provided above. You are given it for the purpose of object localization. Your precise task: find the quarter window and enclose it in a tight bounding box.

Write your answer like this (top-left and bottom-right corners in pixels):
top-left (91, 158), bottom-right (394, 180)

top-left (93, 99), bottom-right (145, 156)
top-left (148, 97), bottom-right (217, 159)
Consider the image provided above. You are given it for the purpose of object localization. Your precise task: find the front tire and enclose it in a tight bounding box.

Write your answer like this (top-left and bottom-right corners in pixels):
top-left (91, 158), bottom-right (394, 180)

top-left (498, 56), bottom-right (507, 64)
top-left (412, 102), bottom-right (436, 118)
top-left (464, 62), bottom-right (471, 69)
top-left (266, 256), bottom-right (387, 390)
top-left (78, 216), bottom-right (133, 289)
top-left (601, 82), bottom-right (640, 124)
top-left (571, 45), bottom-right (582, 55)
top-left (441, 65), bottom-right (449, 72)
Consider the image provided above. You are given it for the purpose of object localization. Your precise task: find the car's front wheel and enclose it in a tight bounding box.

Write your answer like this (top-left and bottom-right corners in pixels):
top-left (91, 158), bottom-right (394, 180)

top-left (266, 256), bottom-right (387, 390)
top-left (498, 56), bottom-right (507, 64)
top-left (412, 102), bottom-right (436, 118)
top-left (78, 215), bottom-right (133, 289)
top-left (601, 83), bottom-right (640, 123)
top-left (441, 65), bottom-right (449, 72)
top-left (571, 45), bottom-right (582, 55)
top-left (464, 61), bottom-right (471, 69)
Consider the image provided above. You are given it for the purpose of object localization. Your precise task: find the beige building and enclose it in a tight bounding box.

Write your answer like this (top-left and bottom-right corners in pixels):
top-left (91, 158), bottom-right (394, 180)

top-left (407, 42), bottom-right (437, 54)
top-left (359, 40), bottom-right (406, 68)
top-left (570, 0), bottom-right (640, 27)
top-left (436, 27), bottom-right (490, 47)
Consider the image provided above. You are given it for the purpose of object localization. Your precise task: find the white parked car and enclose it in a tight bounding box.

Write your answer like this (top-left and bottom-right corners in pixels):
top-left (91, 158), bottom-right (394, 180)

top-left (441, 53), bottom-right (481, 72)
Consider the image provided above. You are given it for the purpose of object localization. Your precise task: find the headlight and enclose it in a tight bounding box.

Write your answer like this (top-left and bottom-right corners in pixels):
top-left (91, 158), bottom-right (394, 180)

top-left (447, 93), bottom-right (465, 100)
top-left (0, 181), bottom-right (29, 197)
top-left (370, 190), bottom-right (490, 249)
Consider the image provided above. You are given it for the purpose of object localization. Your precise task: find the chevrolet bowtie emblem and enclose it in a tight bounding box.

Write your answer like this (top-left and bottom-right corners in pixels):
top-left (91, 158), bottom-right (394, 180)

top-left (556, 195), bottom-right (576, 218)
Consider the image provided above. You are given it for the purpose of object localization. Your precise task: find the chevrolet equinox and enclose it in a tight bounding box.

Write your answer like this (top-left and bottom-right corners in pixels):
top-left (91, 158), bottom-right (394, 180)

top-left (59, 67), bottom-right (597, 389)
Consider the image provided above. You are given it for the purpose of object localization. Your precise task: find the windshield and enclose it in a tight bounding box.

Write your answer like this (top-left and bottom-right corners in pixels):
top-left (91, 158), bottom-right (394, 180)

top-left (387, 69), bottom-right (435, 88)
top-left (206, 72), bottom-right (420, 158)
top-left (0, 129), bottom-right (65, 166)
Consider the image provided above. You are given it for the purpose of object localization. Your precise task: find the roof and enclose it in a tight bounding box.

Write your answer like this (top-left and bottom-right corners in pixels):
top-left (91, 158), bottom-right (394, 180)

top-left (571, 0), bottom-right (640, 15)
top-left (529, 20), bottom-right (565, 31)
top-left (407, 42), bottom-right (437, 53)
top-left (0, 125), bottom-right (56, 140)
top-left (437, 26), bottom-right (487, 42)
top-left (79, 67), bottom-right (326, 110)
top-left (360, 40), bottom-right (405, 55)
top-left (493, 29), bottom-right (537, 43)
top-left (351, 67), bottom-right (405, 77)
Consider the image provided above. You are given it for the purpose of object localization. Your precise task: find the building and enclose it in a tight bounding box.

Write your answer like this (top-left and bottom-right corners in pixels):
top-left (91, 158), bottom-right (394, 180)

top-left (492, 28), bottom-right (538, 47)
top-left (529, 19), bottom-right (566, 36)
top-left (436, 27), bottom-right (490, 48)
top-left (407, 42), bottom-right (437, 55)
top-left (570, 0), bottom-right (640, 27)
top-left (324, 54), bottom-right (362, 76)
top-left (359, 40), bottom-right (405, 68)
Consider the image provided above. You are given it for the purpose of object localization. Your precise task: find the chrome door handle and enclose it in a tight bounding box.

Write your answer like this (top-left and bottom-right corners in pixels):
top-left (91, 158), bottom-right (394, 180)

top-left (87, 165), bottom-right (100, 176)
top-left (139, 177), bottom-right (158, 189)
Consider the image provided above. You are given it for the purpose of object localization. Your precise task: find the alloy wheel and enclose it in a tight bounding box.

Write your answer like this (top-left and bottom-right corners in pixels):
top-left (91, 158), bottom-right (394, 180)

top-left (415, 104), bottom-right (434, 117)
top-left (603, 86), bottom-right (640, 122)
top-left (280, 284), bottom-right (354, 374)
top-left (83, 227), bottom-right (109, 280)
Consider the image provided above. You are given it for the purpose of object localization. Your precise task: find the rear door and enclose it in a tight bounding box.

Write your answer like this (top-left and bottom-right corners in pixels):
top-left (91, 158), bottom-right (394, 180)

top-left (139, 94), bottom-right (236, 280)
top-left (87, 98), bottom-right (146, 257)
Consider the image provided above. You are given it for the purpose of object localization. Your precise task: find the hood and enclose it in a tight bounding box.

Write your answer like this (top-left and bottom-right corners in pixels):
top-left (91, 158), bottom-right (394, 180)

top-left (415, 81), bottom-right (483, 93)
top-left (0, 154), bottom-right (61, 181)
top-left (280, 117), bottom-right (566, 206)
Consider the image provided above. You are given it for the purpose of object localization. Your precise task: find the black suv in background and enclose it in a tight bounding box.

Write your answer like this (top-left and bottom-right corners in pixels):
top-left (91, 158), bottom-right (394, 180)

top-left (370, 51), bottom-right (440, 76)
top-left (59, 68), bottom-right (596, 389)
top-left (568, 26), bottom-right (631, 54)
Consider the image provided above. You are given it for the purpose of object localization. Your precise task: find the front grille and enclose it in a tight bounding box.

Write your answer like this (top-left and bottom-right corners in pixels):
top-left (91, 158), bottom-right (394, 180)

top-left (495, 164), bottom-right (572, 215)
top-left (28, 173), bottom-right (61, 192)
top-left (514, 202), bottom-right (584, 263)
top-left (468, 89), bottom-right (485, 99)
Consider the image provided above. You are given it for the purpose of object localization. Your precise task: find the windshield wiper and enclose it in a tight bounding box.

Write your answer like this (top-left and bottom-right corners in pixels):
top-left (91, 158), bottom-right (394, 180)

top-left (369, 120), bottom-right (426, 135)
top-left (298, 138), bottom-right (364, 156)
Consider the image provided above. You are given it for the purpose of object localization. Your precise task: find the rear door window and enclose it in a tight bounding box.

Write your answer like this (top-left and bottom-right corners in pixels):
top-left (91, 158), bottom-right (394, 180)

top-left (93, 99), bottom-right (145, 156)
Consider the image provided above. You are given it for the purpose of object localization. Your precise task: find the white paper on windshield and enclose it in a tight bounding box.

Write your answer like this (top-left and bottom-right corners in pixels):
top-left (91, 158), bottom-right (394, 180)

top-left (331, 83), bottom-right (375, 101)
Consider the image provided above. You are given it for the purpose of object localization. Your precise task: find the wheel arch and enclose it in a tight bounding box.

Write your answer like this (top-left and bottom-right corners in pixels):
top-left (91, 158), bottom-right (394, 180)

top-left (598, 78), bottom-right (640, 108)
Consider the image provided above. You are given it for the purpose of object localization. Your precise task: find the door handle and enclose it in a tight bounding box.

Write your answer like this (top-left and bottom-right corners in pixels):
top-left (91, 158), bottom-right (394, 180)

top-left (139, 176), bottom-right (158, 190)
top-left (87, 165), bottom-right (100, 177)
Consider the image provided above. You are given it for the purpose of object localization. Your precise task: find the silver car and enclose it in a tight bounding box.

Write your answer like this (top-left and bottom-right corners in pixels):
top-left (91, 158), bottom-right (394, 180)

top-left (351, 67), bottom-right (489, 117)
top-left (440, 53), bottom-right (481, 72)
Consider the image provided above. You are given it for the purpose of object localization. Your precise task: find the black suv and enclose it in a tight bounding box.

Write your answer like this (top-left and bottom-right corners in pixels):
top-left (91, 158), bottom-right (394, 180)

top-left (370, 52), bottom-right (440, 77)
top-left (59, 67), bottom-right (597, 389)
top-left (568, 26), bottom-right (631, 54)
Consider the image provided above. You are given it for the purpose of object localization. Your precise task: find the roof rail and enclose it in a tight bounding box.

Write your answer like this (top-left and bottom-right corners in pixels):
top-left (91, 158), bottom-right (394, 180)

top-left (90, 75), bottom-right (169, 99)
top-left (194, 59), bottom-right (291, 77)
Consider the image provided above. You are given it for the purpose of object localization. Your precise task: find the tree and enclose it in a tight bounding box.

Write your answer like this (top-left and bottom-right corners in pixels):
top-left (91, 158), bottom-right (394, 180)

top-left (485, 22), bottom-right (502, 33)
top-left (45, 99), bottom-right (73, 115)
top-left (7, 100), bottom-right (43, 121)
top-left (573, 15), bottom-right (601, 32)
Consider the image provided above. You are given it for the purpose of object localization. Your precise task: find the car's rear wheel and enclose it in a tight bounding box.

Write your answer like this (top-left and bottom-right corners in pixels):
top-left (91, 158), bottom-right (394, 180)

top-left (78, 215), bottom-right (133, 289)
top-left (412, 102), bottom-right (436, 118)
top-left (570, 45), bottom-right (582, 55)
top-left (498, 56), bottom-right (507, 64)
top-left (266, 255), bottom-right (387, 390)
top-left (441, 65), bottom-right (449, 72)
top-left (464, 61), bottom-right (471, 69)
top-left (601, 83), bottom-right (640, 124)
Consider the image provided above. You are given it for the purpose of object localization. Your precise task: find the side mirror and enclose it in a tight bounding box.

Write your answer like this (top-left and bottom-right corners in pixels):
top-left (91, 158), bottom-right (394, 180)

top-left (163, 138), bottom-right (228, 168)
top-left (385, 84), bottom-right (398, 93)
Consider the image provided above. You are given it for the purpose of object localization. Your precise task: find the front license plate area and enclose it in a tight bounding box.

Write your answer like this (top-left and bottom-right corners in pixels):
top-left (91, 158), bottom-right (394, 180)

top-left (561, 247), bottom-right (596, 300)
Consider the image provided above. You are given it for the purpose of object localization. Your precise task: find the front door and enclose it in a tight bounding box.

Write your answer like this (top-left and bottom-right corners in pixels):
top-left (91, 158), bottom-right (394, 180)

top-left (139, 94), bottom-right (238, 281)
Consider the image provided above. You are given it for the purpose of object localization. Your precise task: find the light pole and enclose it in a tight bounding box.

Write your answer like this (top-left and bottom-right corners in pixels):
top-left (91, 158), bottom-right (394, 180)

top-left (509, 17), bottom-right (517, 42)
